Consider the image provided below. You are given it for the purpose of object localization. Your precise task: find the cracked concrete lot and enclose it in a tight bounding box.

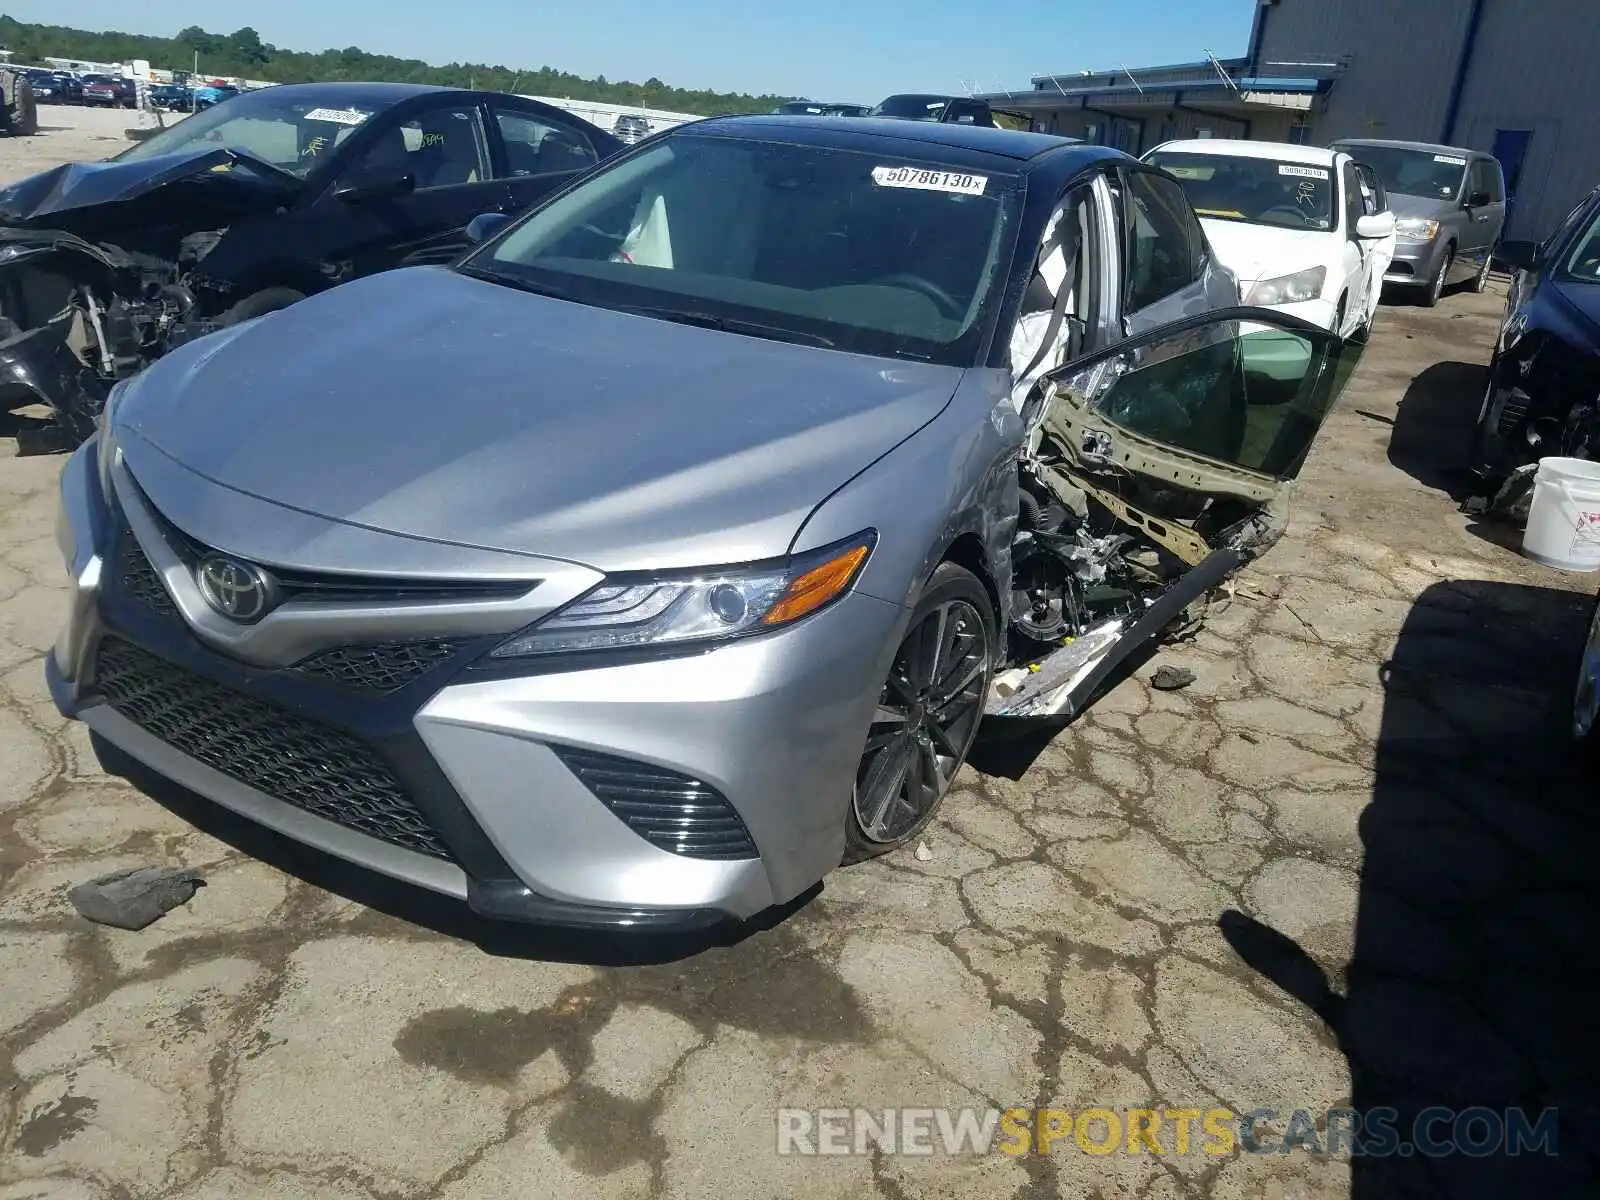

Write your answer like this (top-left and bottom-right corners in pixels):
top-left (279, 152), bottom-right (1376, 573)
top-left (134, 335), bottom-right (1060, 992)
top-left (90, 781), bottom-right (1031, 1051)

top-left (4, 111), bottom-right (1600, 1198)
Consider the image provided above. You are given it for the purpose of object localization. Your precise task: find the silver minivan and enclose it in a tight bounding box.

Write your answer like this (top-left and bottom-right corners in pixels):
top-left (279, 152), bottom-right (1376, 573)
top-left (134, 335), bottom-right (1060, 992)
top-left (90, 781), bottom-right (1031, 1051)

top-left (1332, 139), bottom-right (1506, 306)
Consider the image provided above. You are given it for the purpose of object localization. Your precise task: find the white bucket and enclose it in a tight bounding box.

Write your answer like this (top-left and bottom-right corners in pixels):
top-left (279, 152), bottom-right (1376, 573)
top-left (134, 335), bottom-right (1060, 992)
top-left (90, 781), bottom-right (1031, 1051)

top-left (1522, 457), bottom-right (1600, 571)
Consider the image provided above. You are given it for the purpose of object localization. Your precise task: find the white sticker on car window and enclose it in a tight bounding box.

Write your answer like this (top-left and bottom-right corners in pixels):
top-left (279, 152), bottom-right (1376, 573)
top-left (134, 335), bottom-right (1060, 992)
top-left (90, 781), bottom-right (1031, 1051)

top-left (303, 107), bottom-right (370, 126)
top-left (1434, 154), bottom-right (1467, 165)
top-left (871, 166), bottom-right (988, 195)
top-left (1278, 165), bottom-right (1329, 180)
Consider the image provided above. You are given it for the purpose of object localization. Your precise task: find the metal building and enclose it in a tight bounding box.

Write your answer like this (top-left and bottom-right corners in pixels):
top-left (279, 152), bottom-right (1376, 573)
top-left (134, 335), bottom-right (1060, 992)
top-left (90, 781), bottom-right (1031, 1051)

top-left (982, 0), bottom-right (1599, 239)
top-left (1254, 0), bottom-right (1600, 238)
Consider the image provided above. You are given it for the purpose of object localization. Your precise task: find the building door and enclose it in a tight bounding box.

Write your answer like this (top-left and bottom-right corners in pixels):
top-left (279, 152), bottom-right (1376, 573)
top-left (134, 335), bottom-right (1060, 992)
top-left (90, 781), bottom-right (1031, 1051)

top-left (1492, 128), bottom-right (1534, 231)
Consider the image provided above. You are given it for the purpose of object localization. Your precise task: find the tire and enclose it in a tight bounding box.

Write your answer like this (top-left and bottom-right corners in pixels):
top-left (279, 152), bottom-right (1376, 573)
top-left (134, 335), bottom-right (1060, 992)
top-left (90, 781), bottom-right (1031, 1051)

top-left (1470, 251), bottom-right (1494, 294)
top-left (1421, 246), bottom-right (1454, 308)
top-left (844, 561), bottom-right (996, 863)
top-left (220, 287), bottom-right (307, 326)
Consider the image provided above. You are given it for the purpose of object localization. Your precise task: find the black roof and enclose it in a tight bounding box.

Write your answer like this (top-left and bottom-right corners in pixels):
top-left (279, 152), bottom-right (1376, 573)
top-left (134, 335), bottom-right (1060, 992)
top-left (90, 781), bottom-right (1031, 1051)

top-left (690, 114), bottom-right (1085, 165)
top-left (1332, 137), bottom-right (1484, 158)
top-left (233, 81), bottom-right (457, 104)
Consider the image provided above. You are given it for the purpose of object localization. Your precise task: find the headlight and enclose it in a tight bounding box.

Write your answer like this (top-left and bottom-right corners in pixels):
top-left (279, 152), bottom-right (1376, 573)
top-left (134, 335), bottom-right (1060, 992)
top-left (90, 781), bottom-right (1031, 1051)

top-left (488, 530), bottom-right (877, 659)
top-left (1246, 266), bottom-right (1327, 306)
top-left (1395, 217), bottom-right (1441, 242)
top-left (95, 379), bottom-right (130, 498)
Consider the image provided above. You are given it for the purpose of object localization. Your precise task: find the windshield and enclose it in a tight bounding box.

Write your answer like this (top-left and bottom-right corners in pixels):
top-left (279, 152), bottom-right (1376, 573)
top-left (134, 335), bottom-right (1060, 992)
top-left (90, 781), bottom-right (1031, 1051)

top-left (464, 134), bottom-right (1019, 366)
top-left (1337, 145), bottom-right (1466, 201)
top-left (114, 90), bottom-right (396, 177)
top-left (1559, 205), bottom-right (1600, 285)
top-left (1147, 151), bottom-right (1335, 232)
top-left (870, 95), bottom-right (952, 121)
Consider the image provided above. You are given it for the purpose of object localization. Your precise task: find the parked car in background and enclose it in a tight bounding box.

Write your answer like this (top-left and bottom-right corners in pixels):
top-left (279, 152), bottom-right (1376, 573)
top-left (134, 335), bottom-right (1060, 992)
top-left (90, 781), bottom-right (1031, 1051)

top-left (0, 82), bottom-right (623, 448)
top-left (1331, 138), bottom-right (1506, 306)
top-left (82, 75), bottom-right (137, 108)
top-left (19, 68), bottom-right (59, 103)
top-left (869, 94), bottom-right (996, 127)
top-left (44, 71), bottom-right (83, 104)
top-left (1145, 140), bottom-right (1397, 341)
top-left (613, 114), bottom-right (650, 143)
top-left (48, 116), bottom-right (1352, 931)
top-left (0, 68), bottom-right (38, 134)
top-left (192, 84), bottom-right (242, 110)
top-left (1471, 185), bottom-right (1600, 480)
top-left (770, 100), bottom-right (869, 117)
top-left (149, 83), bottom-right (194, 112)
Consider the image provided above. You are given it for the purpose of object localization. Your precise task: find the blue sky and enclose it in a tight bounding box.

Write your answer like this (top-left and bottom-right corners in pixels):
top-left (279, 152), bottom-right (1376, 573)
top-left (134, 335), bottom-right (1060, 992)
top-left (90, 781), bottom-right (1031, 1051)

top-left (10, 0), bottom-right (1257, 100)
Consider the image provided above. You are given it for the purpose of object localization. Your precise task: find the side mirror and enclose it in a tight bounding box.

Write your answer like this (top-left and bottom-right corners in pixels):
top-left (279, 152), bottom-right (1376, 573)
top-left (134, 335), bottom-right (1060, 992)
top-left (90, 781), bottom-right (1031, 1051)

top-left (1466, 189), bottom-right (1493, 209)
top-left (1498, 239), bottom-right (1544, 272)
top-left (1355, 212), bottom-right (1396, 240)
top-left (464, 211), bottom-right (512, 245)
top-left (332, 166), bottom-right (416, 204)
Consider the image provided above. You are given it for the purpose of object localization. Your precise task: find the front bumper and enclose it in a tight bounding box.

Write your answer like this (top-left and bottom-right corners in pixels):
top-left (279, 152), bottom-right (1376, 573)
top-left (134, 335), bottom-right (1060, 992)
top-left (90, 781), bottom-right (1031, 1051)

top-left (51, 443), bottom-right (906, 928)
top-left (1385, 239), bottom-right (1447, 285)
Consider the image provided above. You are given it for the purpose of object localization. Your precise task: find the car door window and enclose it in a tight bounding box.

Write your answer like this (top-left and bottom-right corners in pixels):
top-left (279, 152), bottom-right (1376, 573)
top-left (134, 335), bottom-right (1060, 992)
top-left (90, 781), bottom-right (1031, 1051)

top-left (495, 109), bottom-right (599, 179)
top-left (1470, 159), bottom-right (1504, 204)
top-left (1123, 169), bottom-right (1205, 313)
top-left (342, 103), bottom-right (490, 190)
top-left (1341, 162), bottom-right (1368, 233)
top-left (1353, 164), bottom-right (1387, 215)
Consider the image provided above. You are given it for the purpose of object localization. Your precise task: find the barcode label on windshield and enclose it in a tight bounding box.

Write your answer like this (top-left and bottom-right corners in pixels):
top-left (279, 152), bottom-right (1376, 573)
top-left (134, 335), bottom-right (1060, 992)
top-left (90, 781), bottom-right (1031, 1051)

top-left (871, 166), bottom-right (989, 195)
top-left (303, 107), bottom-right (370, 126)
top-left (1279, 165), bottom-right (1329, 180)
top-left (1434, 154), bottom-right (1467, 165)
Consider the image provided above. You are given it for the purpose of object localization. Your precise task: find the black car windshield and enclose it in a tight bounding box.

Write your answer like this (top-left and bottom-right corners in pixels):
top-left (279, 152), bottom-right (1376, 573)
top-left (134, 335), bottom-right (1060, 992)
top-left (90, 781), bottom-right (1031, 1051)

top-left (114, 89), bottom-right (400, 177)
top-left (464, 133), bottom-right (1019, 366)
top-left (1338, 145), bottom-right (1466, 201)
top-left (1147, 151), bottom-right (1335, 231)
top-left (871, 95), bottom-right (953, 121)
top-left (1559, 205), bottom-right (1600, 284)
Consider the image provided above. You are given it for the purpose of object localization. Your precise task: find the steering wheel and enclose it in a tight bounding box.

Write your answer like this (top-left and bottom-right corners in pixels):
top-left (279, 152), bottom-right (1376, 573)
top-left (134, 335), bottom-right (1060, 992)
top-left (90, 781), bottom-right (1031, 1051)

top-left (1259, 205), bottom-right (1314, 226)
top-left (869, 273), bottom-right (962, 317)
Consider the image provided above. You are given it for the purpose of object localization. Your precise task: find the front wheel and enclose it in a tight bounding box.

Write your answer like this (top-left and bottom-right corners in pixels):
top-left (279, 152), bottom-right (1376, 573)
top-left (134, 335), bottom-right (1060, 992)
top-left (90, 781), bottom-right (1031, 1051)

top-left (1470, 252), bottom-right (1494, 294)
top-left (1422, 247), bottom-right (1454, 308)
top-left (845, 562), bottom-right (996, 863)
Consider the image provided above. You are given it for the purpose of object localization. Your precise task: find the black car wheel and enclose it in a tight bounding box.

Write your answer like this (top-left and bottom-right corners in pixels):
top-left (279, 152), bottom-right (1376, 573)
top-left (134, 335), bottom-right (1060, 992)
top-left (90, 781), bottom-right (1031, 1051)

top-left (1422, 246), bottom-right (1454, 308)
top-left (846, 562), bottom-right (995, 862)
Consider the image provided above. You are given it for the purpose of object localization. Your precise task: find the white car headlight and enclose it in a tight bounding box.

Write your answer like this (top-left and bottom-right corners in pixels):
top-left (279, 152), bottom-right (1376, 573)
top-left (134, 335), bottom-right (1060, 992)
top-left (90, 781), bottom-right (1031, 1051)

top-left (1246, 266), bottom-right (1328, 306)
top-left (1395, 217), bottom-right (1441, 242)
top-left (489, 531), bottom-right (876, 659)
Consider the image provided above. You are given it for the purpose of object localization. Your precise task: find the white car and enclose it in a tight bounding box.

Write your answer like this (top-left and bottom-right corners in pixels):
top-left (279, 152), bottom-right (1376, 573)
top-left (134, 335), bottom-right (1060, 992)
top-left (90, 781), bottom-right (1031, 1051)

top-left (1144, 140), bottom-right (1397, 341)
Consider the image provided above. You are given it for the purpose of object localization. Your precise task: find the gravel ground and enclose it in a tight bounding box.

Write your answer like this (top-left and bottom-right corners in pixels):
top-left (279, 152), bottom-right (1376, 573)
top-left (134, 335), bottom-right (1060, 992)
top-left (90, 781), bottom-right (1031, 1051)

top-left (1, 104), bottom-right (1597, 1199)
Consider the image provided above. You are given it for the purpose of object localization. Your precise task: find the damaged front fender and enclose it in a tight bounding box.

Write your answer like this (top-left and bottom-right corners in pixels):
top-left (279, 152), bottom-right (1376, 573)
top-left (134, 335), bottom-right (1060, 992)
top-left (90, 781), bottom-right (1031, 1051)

top-left (0, 324), bottom-right (109, 450)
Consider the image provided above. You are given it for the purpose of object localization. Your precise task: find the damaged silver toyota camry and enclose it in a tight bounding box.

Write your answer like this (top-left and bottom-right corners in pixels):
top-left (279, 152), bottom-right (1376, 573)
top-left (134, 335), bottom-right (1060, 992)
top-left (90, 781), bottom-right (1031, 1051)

top-left (50, 116), bottom-right (1360, 929)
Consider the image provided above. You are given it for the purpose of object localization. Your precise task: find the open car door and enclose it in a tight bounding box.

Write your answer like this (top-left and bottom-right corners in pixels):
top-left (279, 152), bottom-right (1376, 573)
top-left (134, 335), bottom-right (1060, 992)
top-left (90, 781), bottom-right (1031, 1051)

top-left (988, 306), bottom-right (1362, 720)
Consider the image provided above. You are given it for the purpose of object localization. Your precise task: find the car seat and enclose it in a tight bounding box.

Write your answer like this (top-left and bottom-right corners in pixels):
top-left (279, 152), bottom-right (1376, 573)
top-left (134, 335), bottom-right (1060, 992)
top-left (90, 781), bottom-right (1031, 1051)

top-left (409, 115), bottom-right (481, 188)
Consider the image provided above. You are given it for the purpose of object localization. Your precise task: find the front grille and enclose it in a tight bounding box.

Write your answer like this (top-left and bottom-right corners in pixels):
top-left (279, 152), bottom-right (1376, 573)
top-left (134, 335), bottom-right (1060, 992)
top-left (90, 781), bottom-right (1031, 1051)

top-left (94, 637), bottom-right (455, 862)
top-left (551, 745), bottom-right (758, 861)
top-left (117, 533), bottom-right (176, 617)
top-left (294, 640), bottom-right (464, 693)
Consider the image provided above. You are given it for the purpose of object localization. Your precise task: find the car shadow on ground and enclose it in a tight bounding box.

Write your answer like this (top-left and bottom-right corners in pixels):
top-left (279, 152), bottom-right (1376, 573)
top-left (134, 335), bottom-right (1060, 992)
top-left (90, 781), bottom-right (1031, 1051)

top-left (1222, 578), bottom-right (1600, 1195)
top-left (94, 735), bottom-right (819, 967)
top-left (1386, 359), bottom-right (1488, 499)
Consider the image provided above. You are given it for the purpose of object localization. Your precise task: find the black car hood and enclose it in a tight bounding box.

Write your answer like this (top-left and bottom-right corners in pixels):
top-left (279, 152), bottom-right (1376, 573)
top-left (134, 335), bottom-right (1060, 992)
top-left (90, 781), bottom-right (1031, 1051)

top-left (1549, 279), bottom-right (1600, 350)
top-left (0, 147), bottom-right (301, 233)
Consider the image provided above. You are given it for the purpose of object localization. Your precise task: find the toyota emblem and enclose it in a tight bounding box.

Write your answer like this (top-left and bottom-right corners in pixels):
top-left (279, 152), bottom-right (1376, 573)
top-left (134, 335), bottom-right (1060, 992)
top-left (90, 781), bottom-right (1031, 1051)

top-left (197, 555), bottom-right (275, 622)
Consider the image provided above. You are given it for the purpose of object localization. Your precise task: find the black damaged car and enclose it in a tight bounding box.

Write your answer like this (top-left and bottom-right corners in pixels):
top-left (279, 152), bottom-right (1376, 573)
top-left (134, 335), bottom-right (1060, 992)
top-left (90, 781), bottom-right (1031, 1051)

top-left (1473, 184), bottom-right (1600, 478)
top-left (0, 82), bottom-right (621, 449)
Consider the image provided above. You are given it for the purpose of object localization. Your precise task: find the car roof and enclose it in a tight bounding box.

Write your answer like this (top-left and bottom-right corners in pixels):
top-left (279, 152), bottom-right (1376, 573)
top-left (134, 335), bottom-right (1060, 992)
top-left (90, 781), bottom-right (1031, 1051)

top-left (237, 81), bottom-right (456, 102)
top-left (689, 114), bottom-right (1078, 163)
top-left (1150, 139), bottom-right (1339, 166)
top-left (1331, 137), bottom-right (1484, 158)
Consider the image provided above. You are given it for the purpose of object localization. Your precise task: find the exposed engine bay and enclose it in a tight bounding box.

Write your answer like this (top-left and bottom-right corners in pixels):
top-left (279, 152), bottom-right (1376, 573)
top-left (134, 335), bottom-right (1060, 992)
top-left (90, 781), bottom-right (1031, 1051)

top-left (0, 150), bottom-right (300, 450)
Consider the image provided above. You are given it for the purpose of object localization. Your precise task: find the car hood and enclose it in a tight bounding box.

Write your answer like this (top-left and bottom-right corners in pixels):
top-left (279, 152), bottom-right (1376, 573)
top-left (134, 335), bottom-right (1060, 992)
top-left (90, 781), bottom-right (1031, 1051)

top-left (1198, 220), bottom-right (1333, 286)
top-left (1386, 192), bottom-right (1457, 219)
top-left (120, 267), bottom-right (964, 573)
top-left (0, 147), bottom-right (301, 232)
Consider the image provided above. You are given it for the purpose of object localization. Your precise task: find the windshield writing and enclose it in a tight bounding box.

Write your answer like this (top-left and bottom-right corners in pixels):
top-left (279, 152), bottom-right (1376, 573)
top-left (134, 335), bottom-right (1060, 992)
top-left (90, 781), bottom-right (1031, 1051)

top-left (1339, 146), bottom-right (1465, 200)
top-left (115, 92), bottom-right (384, 176)
top-left (1148, 153), bottom-right (1334, 232)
